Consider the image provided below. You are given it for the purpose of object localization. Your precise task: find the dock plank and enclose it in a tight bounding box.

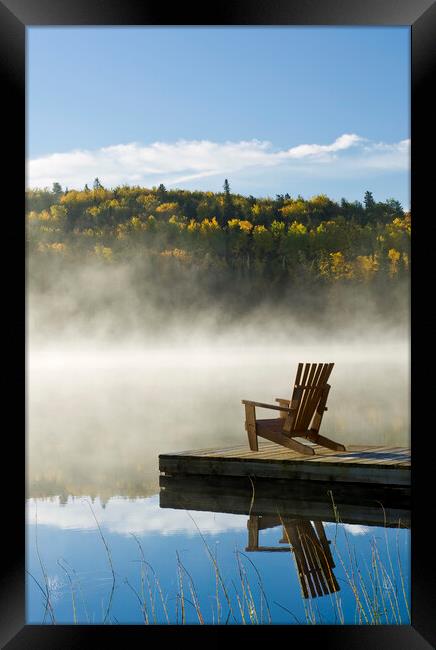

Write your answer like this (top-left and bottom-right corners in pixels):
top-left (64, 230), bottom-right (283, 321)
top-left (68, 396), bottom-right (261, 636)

top-left (159, 442), bottom-right (410, 486)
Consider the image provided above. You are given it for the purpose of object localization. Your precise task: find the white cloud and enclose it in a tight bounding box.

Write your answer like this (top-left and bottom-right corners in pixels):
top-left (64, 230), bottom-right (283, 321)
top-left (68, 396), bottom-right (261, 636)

top-left (277, 133), bottom-right (364, 160)
top-left (324, 522), bottom-right (371, 536)
top-left (27, 134), bottom-right (409, 190)
top-left (27, 495), bottom-right (248, 536)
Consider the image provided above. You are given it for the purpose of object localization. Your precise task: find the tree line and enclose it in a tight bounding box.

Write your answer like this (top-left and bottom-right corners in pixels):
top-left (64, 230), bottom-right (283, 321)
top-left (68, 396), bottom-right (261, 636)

top-left (27, 179), bottom-right (410, 287)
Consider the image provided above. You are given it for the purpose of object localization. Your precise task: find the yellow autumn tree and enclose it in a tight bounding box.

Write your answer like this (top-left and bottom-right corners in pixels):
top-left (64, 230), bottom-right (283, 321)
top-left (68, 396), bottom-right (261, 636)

top-left (354, 255), bottom-right (379, 282)
top-left (94, 244), bottom-right (113, 262)
top-left (387, 248), bottom-right (401, 277)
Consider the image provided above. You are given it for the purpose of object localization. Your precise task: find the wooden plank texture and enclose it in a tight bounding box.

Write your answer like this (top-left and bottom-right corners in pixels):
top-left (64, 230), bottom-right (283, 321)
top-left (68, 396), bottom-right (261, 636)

top-left (159, 442), bottom-right (410, 486)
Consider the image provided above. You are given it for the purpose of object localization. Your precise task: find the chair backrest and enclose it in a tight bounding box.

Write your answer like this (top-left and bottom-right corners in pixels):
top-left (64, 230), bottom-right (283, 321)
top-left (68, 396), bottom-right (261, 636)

top-left (283, 362), bottom-right (334, 435)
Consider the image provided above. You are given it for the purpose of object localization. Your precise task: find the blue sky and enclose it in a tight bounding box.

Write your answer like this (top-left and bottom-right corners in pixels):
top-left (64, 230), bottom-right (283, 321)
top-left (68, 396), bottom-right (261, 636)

top-left (27, 27), bottom-right (410, 207)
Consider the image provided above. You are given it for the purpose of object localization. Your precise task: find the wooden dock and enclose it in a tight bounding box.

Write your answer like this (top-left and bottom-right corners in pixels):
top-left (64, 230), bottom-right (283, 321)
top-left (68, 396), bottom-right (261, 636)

top-left (159, 441), bottom-right (410, 487)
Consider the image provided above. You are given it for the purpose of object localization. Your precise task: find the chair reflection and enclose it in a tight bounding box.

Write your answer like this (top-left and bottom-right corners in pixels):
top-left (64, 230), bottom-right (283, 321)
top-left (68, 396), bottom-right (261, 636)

top-left (246, 514), bottom-right (339, 598)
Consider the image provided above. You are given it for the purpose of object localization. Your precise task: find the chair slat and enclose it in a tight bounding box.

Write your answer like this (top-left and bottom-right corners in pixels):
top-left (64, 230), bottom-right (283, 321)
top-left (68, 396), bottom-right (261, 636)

top-left (312, 528), bottom-right (339, 594)
top-left (300, 363), bottom-right (324, 430)
top-left (294, 363), bottom-right (311, 428)
top-left (283, 361), bottom-right (306, 433)
top-left (300, 522), bottom-right (324, 597)
top-left (298, 363), bottom-right (324, 432)
top-left (282, 384), bottom-right (303, 433)
top-left (302, 521), bottom-right (338, 596)
top-left (295, 363), bottom-right (318, 431)
top-left (305, 363), bottom-right (334, 430)
top-left (299, 363), bottom-right (325, 431)
top-left (295, 363), bottom-right (316, 427)
top-left (288, 524), bottom-right (312, 598)
top-left (314, 521), bottom-right (335, 567)
top-left (310, 384), bottom-right (331, 434)
top-left (299, 363), bottom-right (311, 388)
top-left (295, 362), bottom-right (303, 386)
top-left (300, 524), bottom-right (322, 598)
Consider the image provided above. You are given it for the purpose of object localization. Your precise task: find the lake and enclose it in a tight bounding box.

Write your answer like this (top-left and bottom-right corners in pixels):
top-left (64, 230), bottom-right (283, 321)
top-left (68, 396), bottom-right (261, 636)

top-left (26, 341), bottom-right (410, 624)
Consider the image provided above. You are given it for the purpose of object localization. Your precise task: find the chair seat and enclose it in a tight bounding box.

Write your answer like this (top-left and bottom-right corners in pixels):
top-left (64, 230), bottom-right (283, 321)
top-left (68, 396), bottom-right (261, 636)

top-left (256, 419), bottom-right (312, 439)
top-left (255, 418), bottom-right (284, 435)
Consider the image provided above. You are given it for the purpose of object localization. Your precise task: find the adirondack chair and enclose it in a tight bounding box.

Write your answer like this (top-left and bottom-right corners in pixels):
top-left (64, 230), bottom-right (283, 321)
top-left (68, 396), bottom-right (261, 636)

top-left (242, 362), bottom-right (346, 456)
top-left (246, 514), bottom-right (339, 599)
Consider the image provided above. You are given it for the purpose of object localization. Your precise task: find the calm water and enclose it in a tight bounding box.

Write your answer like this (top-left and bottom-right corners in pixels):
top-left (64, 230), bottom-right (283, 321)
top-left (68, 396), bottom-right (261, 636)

top-left (26, 343), bottom-right (410, 624)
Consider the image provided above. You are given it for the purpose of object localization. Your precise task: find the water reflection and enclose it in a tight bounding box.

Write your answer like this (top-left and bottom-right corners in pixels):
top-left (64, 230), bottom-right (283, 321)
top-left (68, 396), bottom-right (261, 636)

top-left (26, 476), bottom-right (410, 623)
top-left (159, 474), bottom-right (410, 603)
top-left (246, 516), bottom-right (339, 599)
top-left (159, 474), bottom-right (410, 528)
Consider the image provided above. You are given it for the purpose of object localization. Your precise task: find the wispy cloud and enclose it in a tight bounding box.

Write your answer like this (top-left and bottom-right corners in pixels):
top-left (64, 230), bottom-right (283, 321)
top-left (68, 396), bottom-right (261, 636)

top-left (324, 522), bottom-right (371, 536)
top-left (27, 134), bottom-right (409, 190)
top-left (27, 495), bottom-right (248, 536)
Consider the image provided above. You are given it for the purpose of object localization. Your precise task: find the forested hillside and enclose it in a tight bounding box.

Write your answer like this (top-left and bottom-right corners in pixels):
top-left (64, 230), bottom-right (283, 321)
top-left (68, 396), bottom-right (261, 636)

top-left (27, 180), bottom-right (410, 335)
top-left (27, 179), bottom-right (409, 279)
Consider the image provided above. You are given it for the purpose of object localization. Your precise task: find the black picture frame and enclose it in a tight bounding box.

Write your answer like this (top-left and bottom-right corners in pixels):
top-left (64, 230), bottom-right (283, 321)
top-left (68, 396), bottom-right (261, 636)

top-left (1, 0), bottom-right (434, 647)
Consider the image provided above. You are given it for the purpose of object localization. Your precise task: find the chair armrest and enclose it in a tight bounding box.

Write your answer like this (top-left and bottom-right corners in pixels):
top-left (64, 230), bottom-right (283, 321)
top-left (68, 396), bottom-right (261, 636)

top-left (275, 398), bottom-right (290, 404)
top-left (242, 399), bottom-right (295, 413)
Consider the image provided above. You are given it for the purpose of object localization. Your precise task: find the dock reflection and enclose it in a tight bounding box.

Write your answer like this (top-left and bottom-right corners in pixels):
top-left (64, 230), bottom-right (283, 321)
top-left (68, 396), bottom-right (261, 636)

top-left (160, 474), bottom-right (409, 599)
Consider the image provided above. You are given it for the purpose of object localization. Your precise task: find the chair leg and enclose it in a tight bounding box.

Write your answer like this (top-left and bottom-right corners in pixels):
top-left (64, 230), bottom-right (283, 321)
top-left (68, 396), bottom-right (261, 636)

top-left (257, 428), bottom-right (315, 455)
top-left (283, 435), bottom-right (316, 456)
top-left (245, 404), bottom-right (258, 451)
top-left (307, 430), bottom-right (346, 451)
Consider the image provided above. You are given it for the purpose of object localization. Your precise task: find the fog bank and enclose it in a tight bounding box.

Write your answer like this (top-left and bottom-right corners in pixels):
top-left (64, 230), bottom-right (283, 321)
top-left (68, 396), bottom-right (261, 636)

top-left (27, 255), bottom-right (409, 500)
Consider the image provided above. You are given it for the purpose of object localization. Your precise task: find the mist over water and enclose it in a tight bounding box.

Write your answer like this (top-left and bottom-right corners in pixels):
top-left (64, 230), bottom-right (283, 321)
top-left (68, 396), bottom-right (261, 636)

top-left (28, 257), bottom-right (409, 500)
top-left (26, 249), bottom-right (410, 627)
